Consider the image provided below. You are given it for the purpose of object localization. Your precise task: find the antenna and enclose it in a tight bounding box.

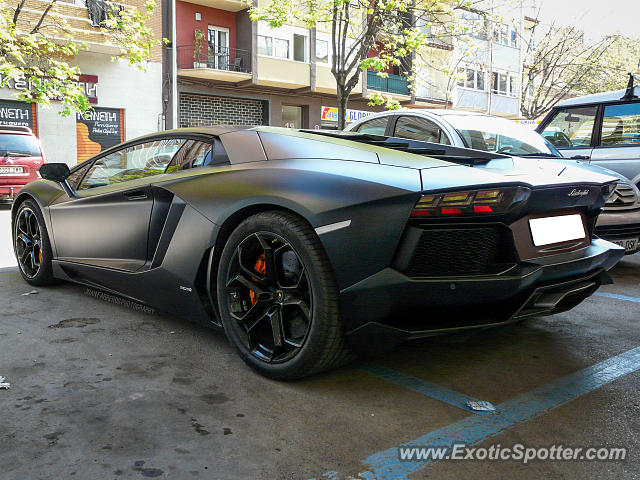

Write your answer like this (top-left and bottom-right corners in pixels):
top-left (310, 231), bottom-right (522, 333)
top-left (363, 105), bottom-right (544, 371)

top-left (621, 73), bottom-right (639, 100)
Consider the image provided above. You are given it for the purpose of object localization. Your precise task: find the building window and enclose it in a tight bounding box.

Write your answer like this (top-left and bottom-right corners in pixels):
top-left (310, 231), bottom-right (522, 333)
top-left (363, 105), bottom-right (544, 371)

top-left (274, 38), bottom-right (289, 59)
top-left (509, 75), bottom-right (517, 96)
top-left (258, 35), bottom-right (290, 59)
top-left (476, 71), bottom-right (485, 91)
top-left (316, 39), bottom-right (328, 63)
top-left (457, 68), bottom-right (486, 92)
top-left (499, 73), bottom-right (507, 94)
top-left (491, 72), bottom-right (518, 97)
top-left (293, 34), bottom-right (307, 62)
top-left (258, 35), bottom-right (272, 56)
top-left (493, 23), bottom-right (517, 47)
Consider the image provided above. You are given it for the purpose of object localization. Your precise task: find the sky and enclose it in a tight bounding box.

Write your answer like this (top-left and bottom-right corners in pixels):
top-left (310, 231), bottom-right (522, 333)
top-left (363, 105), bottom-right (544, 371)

top-left (534, 0), bottom-right (638, 39)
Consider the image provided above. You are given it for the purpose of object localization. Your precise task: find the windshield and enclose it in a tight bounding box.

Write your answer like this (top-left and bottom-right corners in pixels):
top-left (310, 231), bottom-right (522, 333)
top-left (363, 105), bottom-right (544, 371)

top-left (445, 115), bottom-right (560, 156)
top-left (0, 133), bottom-right (41, 156)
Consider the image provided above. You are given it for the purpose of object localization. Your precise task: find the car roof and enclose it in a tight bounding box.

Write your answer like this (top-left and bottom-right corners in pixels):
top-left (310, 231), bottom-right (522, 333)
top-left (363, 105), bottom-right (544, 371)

top-left (556, 85), bottom-right (640, 108)
top-left (372, 108), bottom-right (488, 117)
top-left (0, 125), bottom-right (35, 135)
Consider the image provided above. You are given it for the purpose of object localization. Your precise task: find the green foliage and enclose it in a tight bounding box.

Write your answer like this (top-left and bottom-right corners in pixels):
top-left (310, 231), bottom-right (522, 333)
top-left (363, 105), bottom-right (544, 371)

top-left (0, 0), bottom-right (162, 116)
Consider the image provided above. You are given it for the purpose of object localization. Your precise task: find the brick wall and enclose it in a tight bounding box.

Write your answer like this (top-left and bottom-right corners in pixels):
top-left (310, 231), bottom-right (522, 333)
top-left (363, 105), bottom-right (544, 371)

top-left (179, 93), bottom-right (267, 127)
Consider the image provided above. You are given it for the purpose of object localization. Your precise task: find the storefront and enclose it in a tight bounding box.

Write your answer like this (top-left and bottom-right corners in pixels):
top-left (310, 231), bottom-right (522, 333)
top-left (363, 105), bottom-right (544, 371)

top-left (176, 79), bottom-right (383, 131)
top-left (319, 106), bottom-right (375, 129)
top-left (0, 51), bottom-right (162, 167)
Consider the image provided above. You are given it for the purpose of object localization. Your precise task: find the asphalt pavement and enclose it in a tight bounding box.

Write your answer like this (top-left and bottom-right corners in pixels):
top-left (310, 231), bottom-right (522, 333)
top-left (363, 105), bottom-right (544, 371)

top-left (1, 203), bottom-right (639, 479)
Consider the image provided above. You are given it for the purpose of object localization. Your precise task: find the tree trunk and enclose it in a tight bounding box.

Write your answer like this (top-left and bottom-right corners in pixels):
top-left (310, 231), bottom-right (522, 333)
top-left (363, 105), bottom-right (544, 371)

top-left (336, 84), bottom-right (349, 131)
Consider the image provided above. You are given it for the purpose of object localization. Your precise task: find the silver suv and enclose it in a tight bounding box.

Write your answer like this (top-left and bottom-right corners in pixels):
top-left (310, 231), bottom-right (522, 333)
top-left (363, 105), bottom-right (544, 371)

top-left (537, 74), bottom-right (640, 189)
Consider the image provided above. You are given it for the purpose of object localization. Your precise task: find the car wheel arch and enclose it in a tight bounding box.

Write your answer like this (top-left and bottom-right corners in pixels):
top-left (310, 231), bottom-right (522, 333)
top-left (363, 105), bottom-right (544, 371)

top-left (202, 203), bottom-right (330, 326)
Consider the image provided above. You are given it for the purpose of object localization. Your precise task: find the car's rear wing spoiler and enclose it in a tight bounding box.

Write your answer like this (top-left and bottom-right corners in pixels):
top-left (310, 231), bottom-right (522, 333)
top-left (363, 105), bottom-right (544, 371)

top-left (301, 130), bottom-right (509, 166)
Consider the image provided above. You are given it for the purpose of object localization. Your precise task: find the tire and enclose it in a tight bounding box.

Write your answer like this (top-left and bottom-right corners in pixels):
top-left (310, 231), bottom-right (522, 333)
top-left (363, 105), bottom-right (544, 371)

top-left (13, 199), bottom-right (56, 286)
top-left (216, 211), bottom-right (352, 380)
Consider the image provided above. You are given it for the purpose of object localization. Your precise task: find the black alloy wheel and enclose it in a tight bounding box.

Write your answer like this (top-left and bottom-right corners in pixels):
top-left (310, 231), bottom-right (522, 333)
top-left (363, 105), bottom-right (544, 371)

top-left (15, 206), bottom-right (42, 279)
top-left (225, 231), bottom-right (313, 363)
top-left (217, 211), bottom-right (352, 379)
top-left (13, 199), bottom-right (55, 285)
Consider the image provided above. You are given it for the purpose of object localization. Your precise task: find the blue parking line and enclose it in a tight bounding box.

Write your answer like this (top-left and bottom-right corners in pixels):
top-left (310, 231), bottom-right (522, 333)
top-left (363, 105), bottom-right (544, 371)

top-left (315, 345), bottom-right (640, 480)
top-left (594, 291), bottom-right (640, 303)
top-left (360, 365), bottom-right (484, 414)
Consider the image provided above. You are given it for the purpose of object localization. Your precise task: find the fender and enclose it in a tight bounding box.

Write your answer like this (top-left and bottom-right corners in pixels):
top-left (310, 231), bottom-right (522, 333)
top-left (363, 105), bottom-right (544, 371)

top-left (11, 180), bottom-right (67, 256)
top-left (157, 159), bottom-right (423, 289)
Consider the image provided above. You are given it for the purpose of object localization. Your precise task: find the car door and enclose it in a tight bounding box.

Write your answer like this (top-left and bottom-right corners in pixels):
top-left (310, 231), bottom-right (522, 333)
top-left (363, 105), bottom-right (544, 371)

top-left (538, 105), bottom-right (598, 162)
top-left (49, 138), bottom-right (185, 271)
top-left (589, 101), bottom-right (640, 186)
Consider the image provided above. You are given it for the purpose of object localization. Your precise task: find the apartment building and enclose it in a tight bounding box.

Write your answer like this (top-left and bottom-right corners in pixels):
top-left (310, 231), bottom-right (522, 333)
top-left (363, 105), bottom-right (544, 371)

top-left (414, 1), bottom-right (535, 119)
top-left (168, 0), bottom-right (480, 128)
top-left (0, 0), bottom-right (164, 165)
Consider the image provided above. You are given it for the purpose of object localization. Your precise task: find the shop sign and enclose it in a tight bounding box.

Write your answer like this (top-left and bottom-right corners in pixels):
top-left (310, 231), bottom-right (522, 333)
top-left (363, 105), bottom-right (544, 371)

top-left (0, 99), bottom-right (37, 134)
top-left (76, 107), bottom-right (124, 162)
top-left (321, 106), bottom-right (374, 123)
top-left (0, 73), bottom-right (99, 104)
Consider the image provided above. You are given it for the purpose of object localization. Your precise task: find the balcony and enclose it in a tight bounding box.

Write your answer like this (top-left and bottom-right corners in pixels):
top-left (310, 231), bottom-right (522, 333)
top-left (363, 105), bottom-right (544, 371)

top-left (367, 71), bottom-right (409, 96)
top-left (180, 0), bottom-right (247, 12)
top-left (177, 45), bottom-right (252, 83)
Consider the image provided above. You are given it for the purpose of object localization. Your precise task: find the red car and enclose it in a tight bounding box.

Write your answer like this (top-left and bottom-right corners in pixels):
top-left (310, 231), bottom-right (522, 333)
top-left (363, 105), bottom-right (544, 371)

top-left (0, 125), bottom-right (46, 202)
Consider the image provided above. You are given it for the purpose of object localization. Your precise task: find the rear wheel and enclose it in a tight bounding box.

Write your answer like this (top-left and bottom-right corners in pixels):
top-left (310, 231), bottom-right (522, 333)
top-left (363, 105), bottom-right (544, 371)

top-left (13, 199), bottom-right (55, 285)
top-left (217, 211), bottom-right (352, 379)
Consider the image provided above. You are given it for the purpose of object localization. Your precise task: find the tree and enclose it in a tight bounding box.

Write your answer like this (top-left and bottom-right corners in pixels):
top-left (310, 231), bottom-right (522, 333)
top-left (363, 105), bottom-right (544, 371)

top-left (520, 24), bottom-right (612, 120)
top-left (579, 34), bottom-right (640, 94)
top-left (0, 0), bottom-right (161, 116)
top-left (252, 0), bottom-right (477, 130)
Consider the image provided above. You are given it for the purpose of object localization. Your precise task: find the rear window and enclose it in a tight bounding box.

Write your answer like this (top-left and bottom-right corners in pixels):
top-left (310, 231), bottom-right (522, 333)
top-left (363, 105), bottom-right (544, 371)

top-left (355, 117), bottom-right (389, 135)
top-left (0, 133), bottom-right (41, 156)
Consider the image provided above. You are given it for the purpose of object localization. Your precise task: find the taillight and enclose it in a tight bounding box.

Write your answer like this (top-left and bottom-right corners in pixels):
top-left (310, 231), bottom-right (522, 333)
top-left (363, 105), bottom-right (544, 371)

top-left (411, 186), bottom-right (530, 217)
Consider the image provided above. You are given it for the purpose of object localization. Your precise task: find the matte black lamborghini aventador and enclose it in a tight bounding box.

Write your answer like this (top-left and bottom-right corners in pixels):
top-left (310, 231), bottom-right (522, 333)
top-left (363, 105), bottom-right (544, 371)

top-left (12, 127), bottom-right (624, 378)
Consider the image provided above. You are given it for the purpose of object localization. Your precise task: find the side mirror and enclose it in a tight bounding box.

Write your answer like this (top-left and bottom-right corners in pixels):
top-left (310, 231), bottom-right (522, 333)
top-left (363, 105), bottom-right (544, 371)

top-left (39, 163), bottom-right (71, 183)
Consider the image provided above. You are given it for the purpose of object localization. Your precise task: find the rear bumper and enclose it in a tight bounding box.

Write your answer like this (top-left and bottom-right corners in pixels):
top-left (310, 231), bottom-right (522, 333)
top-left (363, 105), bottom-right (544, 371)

top-left (340, 238), bottom-right (624, 351)
top-left (0, 185), bottom-right (24, 202)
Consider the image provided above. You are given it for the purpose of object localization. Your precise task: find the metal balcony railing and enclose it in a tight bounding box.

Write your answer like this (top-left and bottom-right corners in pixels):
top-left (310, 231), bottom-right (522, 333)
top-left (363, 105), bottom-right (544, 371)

top-left (178, 44), bottom-right (251, 74)
top-left (367, 70), bottom-right (409, 95)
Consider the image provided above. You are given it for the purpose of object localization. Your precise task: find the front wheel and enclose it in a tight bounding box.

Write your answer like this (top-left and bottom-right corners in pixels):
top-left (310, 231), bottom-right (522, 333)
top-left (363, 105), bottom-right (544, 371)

top-left (216, 211), bottom-right (352, 379)
top-left (13, 199), bottom-right (56, 285)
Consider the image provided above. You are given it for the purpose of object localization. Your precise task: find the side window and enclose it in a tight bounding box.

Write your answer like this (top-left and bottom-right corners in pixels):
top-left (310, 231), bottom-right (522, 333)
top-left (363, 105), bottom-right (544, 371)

top-left (66, 162), bottom-right (92, 189)
top-left (355, 117), bottom-right (389, 135)
top-left (78, 139), bottom-right (185, 190)
top-left (600, 103), bottom-right (640, 146)
top-left (394, 116), bottom-right (451, 145)
top-left (540, 106), bottom-right (597, 148)
top-left (166, 140), bottom-right (212, 173)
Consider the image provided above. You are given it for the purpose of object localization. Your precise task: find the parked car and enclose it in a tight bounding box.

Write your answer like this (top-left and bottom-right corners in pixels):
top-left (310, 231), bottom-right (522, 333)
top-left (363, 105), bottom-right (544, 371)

top-left (13, 127), bottom-right (623, 378)
top-left (347, 109), bottom-right (640, 254)
top-left (537, 74), bottom-right (640, 188)
top-left (0, 125), bottom-right (46, 203)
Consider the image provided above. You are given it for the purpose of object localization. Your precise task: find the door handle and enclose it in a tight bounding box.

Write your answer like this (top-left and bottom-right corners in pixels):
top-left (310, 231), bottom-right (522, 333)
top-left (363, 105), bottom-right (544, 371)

top-left (124, 190), bottom-right (148, 200)
top-left (570, 155), bottom-right (590, 160)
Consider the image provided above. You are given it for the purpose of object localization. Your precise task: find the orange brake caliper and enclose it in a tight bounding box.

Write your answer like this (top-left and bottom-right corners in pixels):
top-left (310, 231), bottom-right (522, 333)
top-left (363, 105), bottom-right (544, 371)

top-left (249, 253), bottom-right (266, 306)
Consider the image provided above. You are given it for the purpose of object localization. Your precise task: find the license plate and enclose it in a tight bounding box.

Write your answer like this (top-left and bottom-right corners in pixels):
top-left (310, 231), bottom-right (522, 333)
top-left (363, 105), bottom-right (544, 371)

top-left (529, 214), bottom-right (586, 247)
top-left (0, 166), bottom-right (24, 175)
top-left (611, 237), bottom-right (639, 253)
